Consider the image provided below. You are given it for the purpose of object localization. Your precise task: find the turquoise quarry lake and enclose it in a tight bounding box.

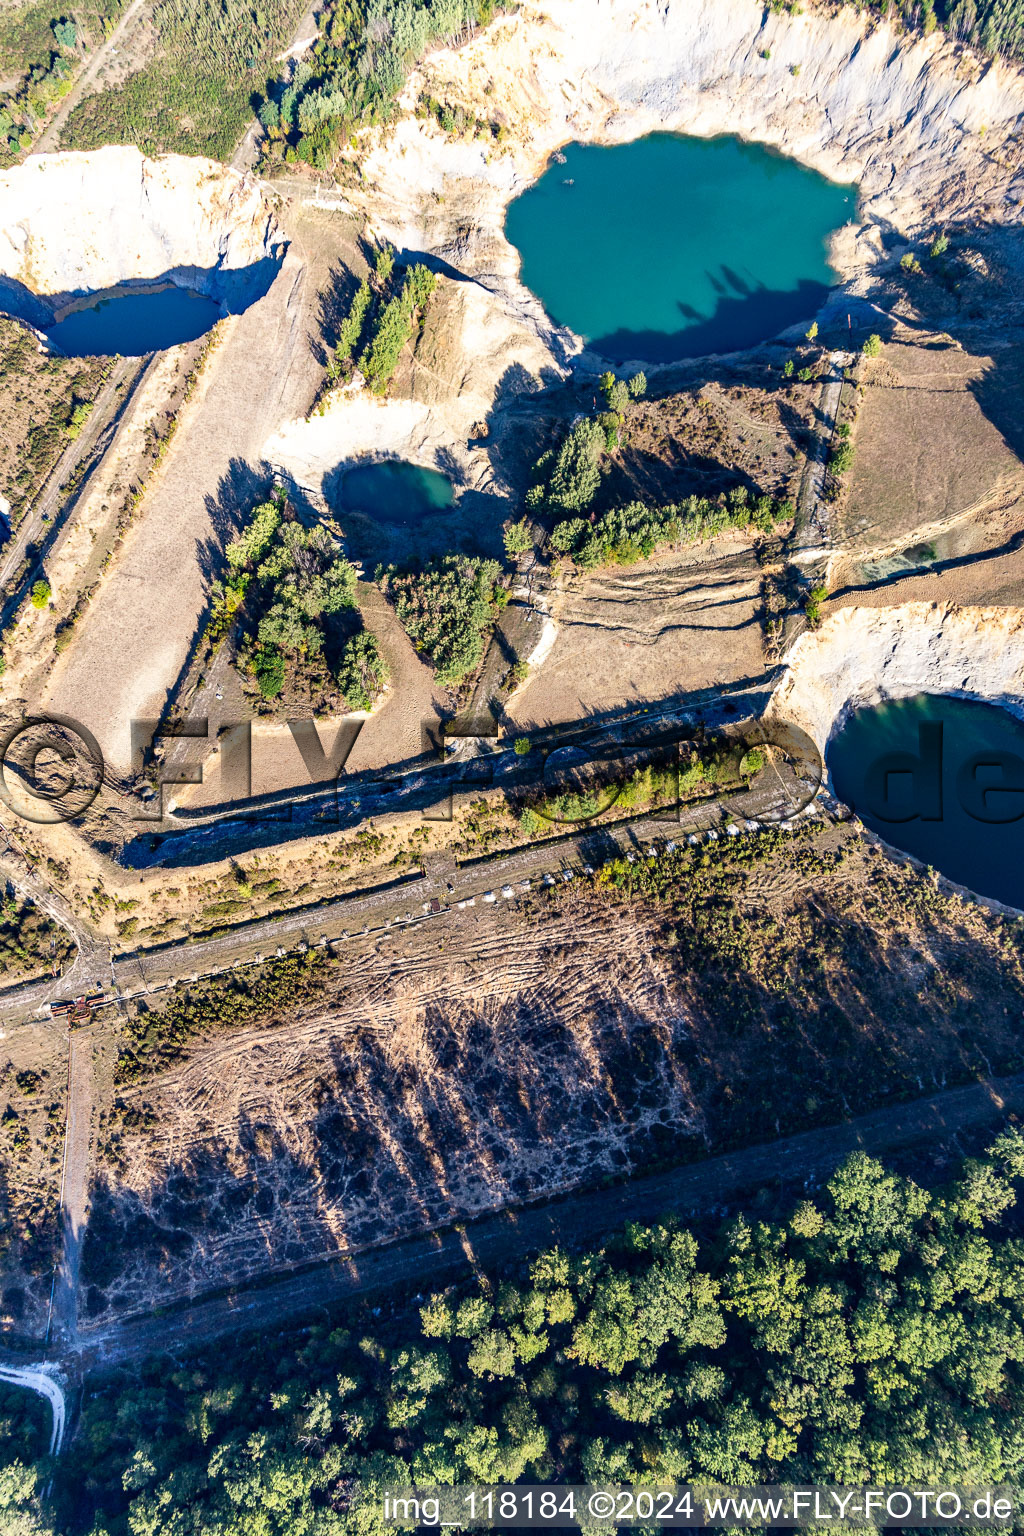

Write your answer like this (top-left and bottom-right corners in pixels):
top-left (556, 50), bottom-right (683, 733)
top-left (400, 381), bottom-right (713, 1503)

top-left (827, 693), bottom-right (1024, 909)
top-left (504, 133), bottom-right (856, 361)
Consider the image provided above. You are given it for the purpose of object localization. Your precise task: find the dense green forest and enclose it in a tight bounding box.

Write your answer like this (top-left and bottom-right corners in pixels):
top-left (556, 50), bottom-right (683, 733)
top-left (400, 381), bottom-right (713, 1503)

top-left (2, 1135), bottom-right (1021, 1533)
top-left (878, 0), bottom-right (1024, 61)
top-left (59, 0), bottom-right (309, 158)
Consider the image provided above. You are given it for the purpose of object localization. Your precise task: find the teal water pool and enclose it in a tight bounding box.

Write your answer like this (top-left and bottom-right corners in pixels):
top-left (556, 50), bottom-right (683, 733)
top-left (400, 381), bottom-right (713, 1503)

top-left (827, 693), bottom-right (1024, 908)
top-left (504, 133), bottom-right (856, 362)
top-left (338, 461), bottom-right (455, 524)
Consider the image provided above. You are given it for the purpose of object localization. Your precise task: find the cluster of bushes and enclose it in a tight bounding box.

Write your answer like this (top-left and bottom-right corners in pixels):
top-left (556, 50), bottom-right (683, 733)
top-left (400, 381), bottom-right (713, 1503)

top-left (518, 739), bottom-right (764, 835)
top-left (595, 367), bottom-right (646, 449)
top-left (377, 552), bottom-right (502, 685)
top-left (114, 949), bottom-right (332, 1084)
top-left (35, 1135), bottom-right (1024, 1535)
top-left (255, 0), bottom-right (498, 168)
top-left (829, 422), bottom-right (854, 478)
top-left (417, 89), bottom-right (503, 141)
top-left (0, 888), bottom-right (74, 980)
top-left (214, 493), bottom-right (388, 710)
top-left (527, 418), bottom-right (607, 519)
top-left (550, 486), bottom-right (793, 571)
top-left (358, 261), bottom-right (437, 393)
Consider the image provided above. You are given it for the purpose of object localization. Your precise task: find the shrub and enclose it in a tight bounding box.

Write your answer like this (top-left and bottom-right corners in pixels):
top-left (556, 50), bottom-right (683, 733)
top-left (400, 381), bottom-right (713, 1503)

top-left (251, 645), bottom-right (285, 699)
top-left (862, 333), bottom-right (882, 357)
top-left (627, 371), bottom-right (647, 399)
top-left (513, 737), bottom-right (531, 755)
top-left (829, 439), bottom-right (854, 476)
top-left (30, 578), bottom-right (50, 609)
top-left (503, 519), bottom-right (531, 558)
top-left (805, 583), bottom-right (828, 626)
top-left (335, 630), bottom-right (389, 711)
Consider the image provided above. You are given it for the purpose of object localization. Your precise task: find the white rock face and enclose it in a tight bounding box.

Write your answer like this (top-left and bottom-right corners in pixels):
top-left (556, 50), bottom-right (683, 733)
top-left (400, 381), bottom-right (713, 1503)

top-left (0, 146), bottom-right (282, 312)
top-left (771, 605), bottom-right (1024, 764)
top-left (355, 0), bottom-right (1024, 330)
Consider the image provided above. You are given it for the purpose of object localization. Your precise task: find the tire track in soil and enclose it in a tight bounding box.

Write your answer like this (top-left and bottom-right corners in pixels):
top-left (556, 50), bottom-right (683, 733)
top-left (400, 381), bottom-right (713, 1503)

top-left (79, 1067), bottom-right (1024, 1370)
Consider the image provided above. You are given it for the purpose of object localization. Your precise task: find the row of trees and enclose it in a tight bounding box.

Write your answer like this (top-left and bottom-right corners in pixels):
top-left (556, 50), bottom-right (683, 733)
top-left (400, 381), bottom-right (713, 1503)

top-left (23, 1134), bottom-right (1024, 1534)
top-left (550, 486), bottom-right (793, 571)
top-left (326, 250), bottom-right (437, 395)
top-left (873, 0), bottom-right (1024, 60)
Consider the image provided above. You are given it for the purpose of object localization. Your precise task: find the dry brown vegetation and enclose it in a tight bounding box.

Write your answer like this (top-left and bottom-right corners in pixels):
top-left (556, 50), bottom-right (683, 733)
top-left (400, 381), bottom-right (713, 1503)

top-left (0, 318), bottom-right (107, 528)
top-left (80, 824), bottom-right (1024, 1324)
top-left (0, 1021), bottom-right (67, 1335)
top-left (600, 364), bottom-right (817, 511)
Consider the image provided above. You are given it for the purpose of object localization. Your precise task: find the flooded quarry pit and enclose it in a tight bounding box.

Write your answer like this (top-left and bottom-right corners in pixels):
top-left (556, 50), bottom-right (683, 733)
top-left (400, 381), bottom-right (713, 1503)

top-left (504, 132), bottom-right (856, 361)
top-left (828, 693), bottom-right (1024, 910)
top-left (45, 285), bottom-right (223, 356)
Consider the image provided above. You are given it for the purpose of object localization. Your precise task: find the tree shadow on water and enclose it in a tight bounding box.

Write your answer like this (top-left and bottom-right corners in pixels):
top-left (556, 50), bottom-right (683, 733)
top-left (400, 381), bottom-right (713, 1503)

top-left (590, 276), bottom-right (833, 363)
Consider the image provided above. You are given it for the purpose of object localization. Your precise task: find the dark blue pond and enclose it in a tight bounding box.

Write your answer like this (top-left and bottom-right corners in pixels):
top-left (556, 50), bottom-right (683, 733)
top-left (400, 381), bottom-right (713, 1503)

top-left (46, 286), bottom-right (223, 356)
top-left (827, 692), bottom-right (1024, 908)
top-left (339, 461), bottom-right (454, 525)
top-left (504, 133), bottom-right (856, 361)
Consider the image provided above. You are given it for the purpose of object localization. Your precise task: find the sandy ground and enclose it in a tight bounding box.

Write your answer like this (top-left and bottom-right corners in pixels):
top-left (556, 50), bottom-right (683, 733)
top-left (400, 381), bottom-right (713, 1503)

top-left (42, 204), bottom-right (357, 775)
top-left (840, 336), bottom-right (1024, 560)
top-left (509, 534), bottom-right (768, 729)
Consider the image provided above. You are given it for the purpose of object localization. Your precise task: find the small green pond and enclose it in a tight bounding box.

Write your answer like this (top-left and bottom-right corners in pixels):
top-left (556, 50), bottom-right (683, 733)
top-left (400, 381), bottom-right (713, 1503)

top-left (338, 461), bottom-right (454, 524)
top-left (827, 693), bottom-right (1024, 908)
top-left (504, 132), bottom-right (856, 361)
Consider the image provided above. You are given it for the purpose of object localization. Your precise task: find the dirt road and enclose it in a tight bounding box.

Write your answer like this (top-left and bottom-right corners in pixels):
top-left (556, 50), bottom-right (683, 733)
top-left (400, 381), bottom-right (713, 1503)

top-left (49, 1028), bottom-right (96, 1347)
top-left (0, 1363), bottom-right (65, 1455)
top-left (0, 356), bottom-right (149, 602)
top-left (792, 351), bottom-right (850, 564)
top-left (79, 1067), bottom-right (1024, 1368)
top-left (30, 0), bottom-right (150, 156)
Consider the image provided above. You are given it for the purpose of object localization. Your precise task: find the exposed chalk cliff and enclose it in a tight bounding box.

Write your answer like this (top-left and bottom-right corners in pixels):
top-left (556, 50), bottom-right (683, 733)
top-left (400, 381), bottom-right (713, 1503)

top-left (771, 604), bottom-right (1024, 761)
top-left (345, 0), bottom-right (1024, 375)
top-left (0, 147), bottom-right (283, 319)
